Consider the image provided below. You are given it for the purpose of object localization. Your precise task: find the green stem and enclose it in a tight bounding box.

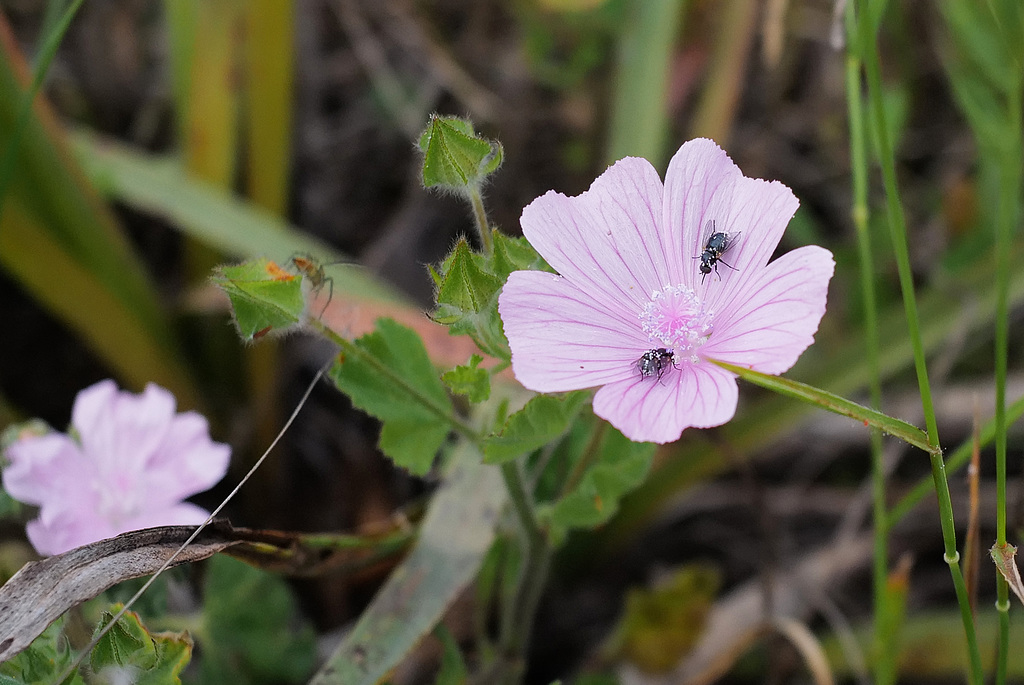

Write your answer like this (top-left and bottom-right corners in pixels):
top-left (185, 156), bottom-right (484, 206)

top-left (497, 460), bottom-right (551, 685)
top-left (857, 1), bottom-right (981, 682)
top-left (844, 5), bottom-right (889, 683)
top-left (469, 186), bottom-right (493, 256)
top-left (993, 31), bottom-right (1023, 685)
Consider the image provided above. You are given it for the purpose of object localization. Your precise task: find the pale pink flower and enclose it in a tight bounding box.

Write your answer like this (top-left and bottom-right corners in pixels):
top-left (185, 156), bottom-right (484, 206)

top-left (2, 380), bottom-right (230, 555)
top-left (498, 138), bottom-right (835, 444)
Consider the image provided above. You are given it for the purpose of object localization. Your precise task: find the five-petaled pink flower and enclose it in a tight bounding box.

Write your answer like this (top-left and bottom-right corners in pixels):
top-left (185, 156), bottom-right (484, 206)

top-left (2, 380), bottom-right (230, 555)
top-left (498, 138), bottom-right (835, 444)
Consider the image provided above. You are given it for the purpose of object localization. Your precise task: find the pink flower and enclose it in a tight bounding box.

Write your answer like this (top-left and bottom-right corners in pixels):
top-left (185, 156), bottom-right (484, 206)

top-left (2, 380), bottom-right (230, 555)
top-left (498, 139), bottom-right (835, 444)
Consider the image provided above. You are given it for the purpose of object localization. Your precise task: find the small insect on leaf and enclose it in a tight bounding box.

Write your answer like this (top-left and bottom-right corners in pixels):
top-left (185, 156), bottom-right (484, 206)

top-left (290, 254), bottom-right (334, 320)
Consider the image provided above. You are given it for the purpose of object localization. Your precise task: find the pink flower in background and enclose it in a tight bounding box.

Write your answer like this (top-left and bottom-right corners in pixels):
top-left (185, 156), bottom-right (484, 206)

top-left (2, 380), bottom-right (230, 555)
top-left (498, 138), bottom-right (835, 444)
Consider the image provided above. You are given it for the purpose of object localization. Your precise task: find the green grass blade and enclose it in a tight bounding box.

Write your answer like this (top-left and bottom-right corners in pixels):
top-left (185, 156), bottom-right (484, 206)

top-left (244, 0), bottom-right (294, 215)
top-left (71, 132), bottom-right (406, 305)
top-left (605, 0), bottom-right (687, 166)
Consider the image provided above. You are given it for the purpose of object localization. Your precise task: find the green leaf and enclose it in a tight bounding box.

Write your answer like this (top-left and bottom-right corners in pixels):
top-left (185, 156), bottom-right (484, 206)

top-left (418, 114), bottom-right (503, 191)
top-left (330, 318), bottom-right (455, 475)
top-left (212, 258), bottom-right (304, 340)
top-left (442, 355), bottom-right (491, 403)
top-left (484, 392), bottom-right (589, 464)
top-left (199, 555), bottom-right (316, 684)
top-left (90, 607), bottom-right (192, 685)
top-left (0, 619), bottom-right (85, 685)
top-left (309, 441), bottom-right (506, 685)
top-left (543, 427), bottom-right (655, 538)
top-left (712, 360), bottom-right (935, 454)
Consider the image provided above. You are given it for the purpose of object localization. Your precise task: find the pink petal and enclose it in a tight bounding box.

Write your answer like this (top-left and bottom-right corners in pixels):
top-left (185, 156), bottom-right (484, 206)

top-left (661, 139), bottom-right (799, 304)
top-left (500, 270), bottom-right (650, 392)
top-left (26, 508), bottom-right (117, 556)
top-left (123, 502), bottom-right (211, 531)
top-left (3, 433), bottom-right (95, 508)
top-left (140, 412), bottom-right (230, 503)
top-left (662, 138), bottom-right (744, 286)
top-left (520, 157), bottom-right (669, 315)
top-left (592, 362), bottom-right (739, 444)
top-left (702, 245), bottom-right (835, 374)
top-left (75, 381), bottom-right (178, 477)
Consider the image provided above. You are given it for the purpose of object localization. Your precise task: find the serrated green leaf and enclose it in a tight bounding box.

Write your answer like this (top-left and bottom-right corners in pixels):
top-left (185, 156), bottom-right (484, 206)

top-left (0, 619), bottom-right (85, 685)
top-left (484, 392), bottom-right (589, 464)
top-left (199, 555), bottom-right (315, 684)
top-left (418, 115), bottom-right (503, 190)
top-left (212, 258), bottom-right (304, 340)
top-left (330, 318), bottom-right (455, 474)
top-left (442, 354), bottom-right (491, 403)
top-left (90, 607), bottom-right (192, 685)
top-left (544, 428), bottom-right (654, 537)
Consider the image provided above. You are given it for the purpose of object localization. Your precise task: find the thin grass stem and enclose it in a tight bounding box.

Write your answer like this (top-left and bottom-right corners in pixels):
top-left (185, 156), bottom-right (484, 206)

top-left (857, 1), bottom-right (982, 682)
top-left (843, 5), bottom-right (889, 683)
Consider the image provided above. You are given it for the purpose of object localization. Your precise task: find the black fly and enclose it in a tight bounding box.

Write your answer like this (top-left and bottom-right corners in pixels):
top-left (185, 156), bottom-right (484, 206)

top-left (696, 220), bottom-right (739, 283)
top-left (636, 348), bottom-right (677, 382)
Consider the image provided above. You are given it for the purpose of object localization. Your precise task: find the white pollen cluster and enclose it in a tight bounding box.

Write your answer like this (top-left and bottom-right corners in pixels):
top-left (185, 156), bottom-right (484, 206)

top-left (638, 284), bottom-right (714, 362)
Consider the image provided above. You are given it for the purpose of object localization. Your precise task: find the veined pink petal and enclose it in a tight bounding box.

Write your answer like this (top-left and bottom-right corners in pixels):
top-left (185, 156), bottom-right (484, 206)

top-left (499, 270), bottom-right (649, 392)
top-left (592, 362), bottom-right (739, 444)
top-left (521, 157), bottom-right (669, 315)
top-left (661, 139), bottom-right (800, 305)
top-left (662, 138), bottom-right (744, 286)
top-left (702, 245), bottom-right (835, 373)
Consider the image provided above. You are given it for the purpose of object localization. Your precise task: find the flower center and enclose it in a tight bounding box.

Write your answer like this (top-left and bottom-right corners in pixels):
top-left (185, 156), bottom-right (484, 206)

top-left (638, 284), bottom-right (714, 362)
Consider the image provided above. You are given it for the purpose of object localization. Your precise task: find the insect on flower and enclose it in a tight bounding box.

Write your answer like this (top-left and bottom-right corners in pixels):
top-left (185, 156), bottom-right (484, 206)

top-left (636, 348), bottom-right (677, 382)
top-left (498, 138), bottom-right (835, 443)
top-left (696, 220), bottom-right (740, 283)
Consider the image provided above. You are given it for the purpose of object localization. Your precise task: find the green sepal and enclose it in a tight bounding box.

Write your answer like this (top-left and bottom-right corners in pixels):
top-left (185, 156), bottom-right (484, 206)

top-left (442, 354), bottom-right (491, 403)
top-left (433, 239), bottom-right (509, 359)
top-left (483, 391), bottom-right (589, 464)
top-left (212, 259), bottom-right (303, 341)
top-left (198, 555), bottom-right (316, 683)
top-left (418, 114), bottom-right (503, 191)
top-left (90, 606), bottom-right (192, 685)
top-left (330, 318), bottom-right (454, 475)
top-left (0, 619), bottom-right (85, 685)
top-left (432, 233), bottom-right (548, 361)
top-left (541, 426), bottom-right (655, 540)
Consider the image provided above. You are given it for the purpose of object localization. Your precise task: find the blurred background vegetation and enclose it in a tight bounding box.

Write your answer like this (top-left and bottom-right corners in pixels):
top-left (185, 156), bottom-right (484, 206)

top-left (0, 0), bottom-right (1021, 683)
